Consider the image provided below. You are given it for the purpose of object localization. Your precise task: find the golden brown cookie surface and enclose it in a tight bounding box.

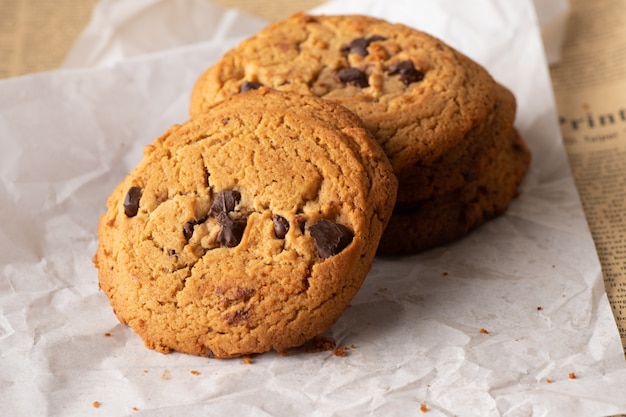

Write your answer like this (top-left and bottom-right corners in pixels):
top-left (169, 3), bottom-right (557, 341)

top-left (395, 83), bottom-right (518, 203)
top-left (189, 13), bottom-right (498, 172)
top-left (188, 13), bottom-right (531, 254)
top-left (94, 88), bottom-right (397, 358)
top-left (378, 128), bottom-right (530, 254)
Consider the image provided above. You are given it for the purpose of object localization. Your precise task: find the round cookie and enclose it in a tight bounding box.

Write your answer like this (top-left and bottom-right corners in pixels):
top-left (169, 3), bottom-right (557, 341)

top-left (394, 83), bottom-right (517, 203)
top-left (378, 128), bottom-right (530, 254)
top-left (189, 13), bottom-right (498, 173)
top-left (93, 88), bottom-right (398, 358)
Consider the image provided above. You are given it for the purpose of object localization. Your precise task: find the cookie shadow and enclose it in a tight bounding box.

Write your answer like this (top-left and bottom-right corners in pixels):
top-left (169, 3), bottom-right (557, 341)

top-left (322, 251), bottom-right (443, 349)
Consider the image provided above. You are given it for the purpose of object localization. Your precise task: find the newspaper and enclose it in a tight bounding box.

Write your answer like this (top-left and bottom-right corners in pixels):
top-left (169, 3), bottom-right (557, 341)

top-left (549, 0), bottom-right (626, 356)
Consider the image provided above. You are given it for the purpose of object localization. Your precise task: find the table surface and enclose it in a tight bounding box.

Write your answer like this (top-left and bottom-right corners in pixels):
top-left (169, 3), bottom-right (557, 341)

top-left (0, 0), bottom-right (325, 78)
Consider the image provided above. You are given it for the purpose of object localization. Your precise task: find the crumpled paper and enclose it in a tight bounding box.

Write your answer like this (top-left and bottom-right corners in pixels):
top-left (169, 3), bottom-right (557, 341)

top-left (1, 0), bottom-right (626, 416)
top-left (533, 0), bottom-right (571, 65)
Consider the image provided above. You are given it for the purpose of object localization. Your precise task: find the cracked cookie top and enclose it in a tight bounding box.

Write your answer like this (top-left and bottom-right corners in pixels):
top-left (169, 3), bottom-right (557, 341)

top-left (94, 88), bottom-right (397, 358)
top-left (189, 13), bottom-right (498, 171)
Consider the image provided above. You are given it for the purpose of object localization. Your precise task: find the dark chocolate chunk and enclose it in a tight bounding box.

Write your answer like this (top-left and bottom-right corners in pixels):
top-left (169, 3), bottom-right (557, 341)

top-left (338, 67), bottom-right (368, 88)
top-left (224, 308), bottom-right (252, 325)
top-left (387, 61), bottom-right (414, 74)
top-left (240, 81), bottom-right (261, 93)
top-left (367, 35), bottom-right (386, 43)
top-left (309, 220), bottom-right (354, 258)
top-left (272, 215), bottom-right (290, 239)
top-left (217, 212), bottom-right (247, 248)
top-left (209, 190), bottom-right (241, 217)
top-left (341, 35), bottom-right (386, 56)
top-left (183, 222), bottom-right (196, 240)
top-left (342, 37), bottom-right (369, 56)
top-left (123, 186), bottom-right (142, 217)
top-left (183, 216), bottom-right (208, 241)
top-left (387, 60), bottom-right (424, 85)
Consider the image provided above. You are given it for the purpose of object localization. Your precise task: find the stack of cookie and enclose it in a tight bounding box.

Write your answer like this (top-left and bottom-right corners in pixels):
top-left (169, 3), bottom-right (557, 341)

top-left (94, 14), bottom-right (530, 358)
top-left (189, 13), bottom-right (531, 254)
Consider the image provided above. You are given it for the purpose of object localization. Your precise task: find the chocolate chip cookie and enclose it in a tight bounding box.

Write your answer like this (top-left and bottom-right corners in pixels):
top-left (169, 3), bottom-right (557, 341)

top-left (377, 84), bottom-right (530, 253)
top-left (188, 13), bottom-right (531, 253)
top-left (189, 13), bottom-right (498, 174)
top-left (94, 88), bottom-right (397, 358)
top-left (378, 128), bottom-right (531, 254)
top-left (394, 83), bottom-right (518, 204)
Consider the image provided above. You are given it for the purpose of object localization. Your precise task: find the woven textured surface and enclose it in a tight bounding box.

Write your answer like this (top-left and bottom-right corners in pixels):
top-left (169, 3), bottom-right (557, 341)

top-left (1, 0), bottom-right (325, 78)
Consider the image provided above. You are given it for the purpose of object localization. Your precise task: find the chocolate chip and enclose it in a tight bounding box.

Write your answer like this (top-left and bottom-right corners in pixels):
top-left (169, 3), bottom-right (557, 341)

top-left (182, 216), bottom-right (208, 241)
top-left (341, 35), bottom-right (386, 56)
top-left (342, 37), bottom-right (368, 56)
top-left (240, 81), bottom-right (261, 93)
top-left (338, 67), bottom-right (368, 88)
top-left (309, 220), bottom-right (353, 258)
top-left (183, 222), bottom-right (196, 240)
top-left (123, 186), bottom-right (142, 217)
top-left (387, 60), bottom-right (424, 85)
top-left (367, 35), bottom-right (386, 43)
top-left (272, 215), bottom-right (289, 239)
top-left (388, 61), bottom-right (413, 74)
top-left (168, 249), bottom-right (176, 256)
top-left (224, 308), bottom-right (252, 325)
top-left (217, 212), bottom-right (247, 248)
top-left (209, 190), bottom-right (241, 217)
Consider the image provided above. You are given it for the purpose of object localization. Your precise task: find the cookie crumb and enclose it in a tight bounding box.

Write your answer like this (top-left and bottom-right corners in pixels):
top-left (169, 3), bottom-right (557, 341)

top-left (104, 332), bottom-right (112, 337)
top-left (305, 335), bottom-right (336, 353)
top-left (420, 403), bottom-right (428, 412)
top-left (442, 272), bottom-right (448, 276)
top-left (568, 372), bottom-right (576, 379)
top-left (132, 407), bottom-right (139, 411)
top-left (545, 378), bottom-right (552, 383)
top-left (536, 306), bottom-right (543, 311)
top-left (190, 370), bottom-right (200, 376)
top-left (92, 401), bottom-right (101, 408)
top-left (242, 355), bottom-right (252, 365)
top-left (479, 328), bottom-right (489, 334)
top-left (161, 369), bottom-right (172, 380)
top-left (333, 347), bottom-right (347, 357)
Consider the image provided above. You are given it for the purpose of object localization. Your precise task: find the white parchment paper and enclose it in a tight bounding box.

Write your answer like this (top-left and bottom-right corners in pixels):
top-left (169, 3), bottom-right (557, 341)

top-left (2, 0), bottom-right (626, 416)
